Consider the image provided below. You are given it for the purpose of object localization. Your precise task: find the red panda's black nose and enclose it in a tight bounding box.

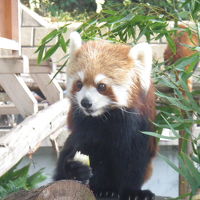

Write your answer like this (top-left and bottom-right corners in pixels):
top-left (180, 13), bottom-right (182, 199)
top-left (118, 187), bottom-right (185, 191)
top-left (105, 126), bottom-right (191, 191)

top-left (81, 98), bottom-right (92, 109)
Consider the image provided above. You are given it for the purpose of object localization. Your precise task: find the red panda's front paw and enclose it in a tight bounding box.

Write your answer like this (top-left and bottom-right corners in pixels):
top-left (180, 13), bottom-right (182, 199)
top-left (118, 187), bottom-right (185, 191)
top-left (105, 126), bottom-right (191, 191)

top-left (94, 191), bottom-right (119, 198)
top-left (120, 189), bottom-right (155, 200)
top-left (63, 160), bottom-right (92, 184)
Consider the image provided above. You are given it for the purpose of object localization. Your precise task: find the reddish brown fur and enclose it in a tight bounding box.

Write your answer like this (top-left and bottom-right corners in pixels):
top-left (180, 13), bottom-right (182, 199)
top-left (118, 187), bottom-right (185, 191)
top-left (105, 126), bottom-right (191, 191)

top-left (164, 25), bottom-right (198, 91)
top-left (68, 40), bottom-right (155, 118)
top-left (164, 25), bottom-right (198, 64)
top-left (144, 162), bottom-right (153, 182)
top-left (68, 41), bottom-right (134, 86)
top-left (68, 40), bottom-right (157, 169)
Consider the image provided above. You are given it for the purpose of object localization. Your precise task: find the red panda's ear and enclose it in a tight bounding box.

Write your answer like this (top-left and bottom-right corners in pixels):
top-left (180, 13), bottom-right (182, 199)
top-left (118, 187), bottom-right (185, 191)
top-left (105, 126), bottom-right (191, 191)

top-left (69, 32), bottom-right (82, 55)
top-left (129, 43), bottom-right (152, 92)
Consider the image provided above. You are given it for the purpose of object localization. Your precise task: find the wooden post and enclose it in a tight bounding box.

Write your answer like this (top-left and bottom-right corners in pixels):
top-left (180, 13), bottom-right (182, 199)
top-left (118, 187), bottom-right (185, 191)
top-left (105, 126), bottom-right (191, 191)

top-left (0, 0), bottom-right (20, 53)
top-left (0, 74), bottom-right (38, 116)
top-left (31, 74), bottom-right (63, 104)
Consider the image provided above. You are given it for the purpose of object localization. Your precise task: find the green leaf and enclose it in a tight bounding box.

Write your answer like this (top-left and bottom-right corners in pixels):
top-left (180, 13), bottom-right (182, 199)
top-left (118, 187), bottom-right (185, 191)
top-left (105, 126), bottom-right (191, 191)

top-left (59, 35), bottom-right (67, 53)
top-left (160, 114), bottom-right (180, 138)
top-left (41, 29), bottom-right (58, 44)
top-left (27, 169), bottom-right (46, 189)
top-left (0, 160), bottom-right (46, 198)
top-left (165, 33), bottom-right (176, 54)
top-left (181, 152), bottom-right (200, 180)
top-left (37, 45), bottom-right (45, 64)
top-left (102, 9), bottom-right (117, 15)
top-left (142, 131), bottom-right (178, 140)
top-left (12, 164), bottom-right (30, 180)
top-left (180, 152), bottom-right (200, 193)
top-left (156, 92), bottom-right (192, 111)
top-left (159, 76), bottom-right (177, 89)
top-left (43, 42), bottom-right (59, 61)
top-left (159, 153), bottom-right (182, 174)
top-left (50, 56), bottom-right (69, 82)
top-left (174, 53), bottom-right (199, 71)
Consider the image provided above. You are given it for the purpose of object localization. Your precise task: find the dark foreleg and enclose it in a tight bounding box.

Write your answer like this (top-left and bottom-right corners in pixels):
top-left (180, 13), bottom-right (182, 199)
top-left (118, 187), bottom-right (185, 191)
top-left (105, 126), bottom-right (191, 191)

top-left (54, 134), bottom-right (92, 184)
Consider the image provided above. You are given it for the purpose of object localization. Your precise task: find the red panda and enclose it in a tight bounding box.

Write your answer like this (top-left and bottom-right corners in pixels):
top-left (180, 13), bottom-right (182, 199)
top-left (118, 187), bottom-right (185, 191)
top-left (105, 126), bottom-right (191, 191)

top-left (54, 32), bottom-right (157, 200)
top-left (164, 24), bottom-right (198, 91)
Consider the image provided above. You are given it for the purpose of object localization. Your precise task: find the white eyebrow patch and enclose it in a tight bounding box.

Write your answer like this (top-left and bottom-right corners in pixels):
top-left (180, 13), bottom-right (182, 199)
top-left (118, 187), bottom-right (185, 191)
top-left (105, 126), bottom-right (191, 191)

top-left (77, 71), bottom-right (85, 81)
top-left (94, 74), bottom-right (107, 84)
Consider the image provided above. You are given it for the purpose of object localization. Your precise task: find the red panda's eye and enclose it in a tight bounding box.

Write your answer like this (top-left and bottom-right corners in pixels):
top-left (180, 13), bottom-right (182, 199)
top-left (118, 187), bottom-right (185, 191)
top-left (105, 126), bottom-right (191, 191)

top-left (76, 80), bottom-right (83, 90)
top-left (97, 83), bottom-right (106, 93)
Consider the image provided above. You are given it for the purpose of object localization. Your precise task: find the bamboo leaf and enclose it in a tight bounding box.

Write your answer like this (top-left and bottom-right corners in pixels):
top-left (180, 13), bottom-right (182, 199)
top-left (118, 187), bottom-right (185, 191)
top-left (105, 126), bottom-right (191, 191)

top-left (59, 35), bottom-right (67, 53)
top-left (165, 33), bottom-right (176, 54)
top-left (41, 29), bottom-right (58, 44)
top-left (27, 169), bottom-right (46, 189)
top-left (50, 56), bottom-right (69, 82)
top-left (142, 131), bottom-right (178, 140)
top-left (37, 45), bottom-right (45, 64)
top-left (43, 42), bottom-right (59, 61)
top-left (174, 53), bottom-right (199, 71)
top-left (160, 118), bottom-right (179, 139)
top-left (159, 153), bottom-right (182, 174)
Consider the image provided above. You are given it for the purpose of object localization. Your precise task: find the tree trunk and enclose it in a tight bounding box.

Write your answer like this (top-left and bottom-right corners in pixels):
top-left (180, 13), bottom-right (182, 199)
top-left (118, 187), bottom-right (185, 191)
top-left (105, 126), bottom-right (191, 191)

top-left (4, 180), bottom-right (169, 200)
top-left (4, 180), bottom-right (95, 200)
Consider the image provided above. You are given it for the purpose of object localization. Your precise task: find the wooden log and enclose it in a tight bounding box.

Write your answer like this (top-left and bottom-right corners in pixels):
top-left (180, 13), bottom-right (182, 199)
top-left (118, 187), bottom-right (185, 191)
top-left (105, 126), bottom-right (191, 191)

top-left (4, 180), bottom-right (169, 200)
top-left (0, 98), bottom-right (70, 177)
top-left (4, 180), bottom-right (96, 200)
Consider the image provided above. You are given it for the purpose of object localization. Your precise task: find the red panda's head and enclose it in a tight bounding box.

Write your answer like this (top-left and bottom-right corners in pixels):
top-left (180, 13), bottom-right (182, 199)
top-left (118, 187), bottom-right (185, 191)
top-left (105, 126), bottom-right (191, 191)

top-left (66, 32), bottom-right (152, 117)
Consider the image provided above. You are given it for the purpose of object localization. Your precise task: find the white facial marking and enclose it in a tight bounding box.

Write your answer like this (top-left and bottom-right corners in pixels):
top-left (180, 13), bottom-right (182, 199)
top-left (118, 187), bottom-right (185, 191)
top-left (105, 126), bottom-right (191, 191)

top-left (94, 74), bottom-right (107, 84)
top-left (129, 43), bottom-right (152, 92)
top-left (77, 71), bottom-right (85, 82)
top-left (66, 76), bottom-right (74, 97)
top-left (69, 32), bottom-right (82, 55)
top-left (76, 86), bottom-right (111, 116)
top-left (112, 85), bottom-right (129, 107)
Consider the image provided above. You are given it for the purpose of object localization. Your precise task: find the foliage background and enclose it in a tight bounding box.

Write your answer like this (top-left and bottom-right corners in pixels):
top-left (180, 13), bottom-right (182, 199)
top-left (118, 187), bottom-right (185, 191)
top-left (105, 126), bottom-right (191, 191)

top-left (0, 161), bottom-right (46, 199)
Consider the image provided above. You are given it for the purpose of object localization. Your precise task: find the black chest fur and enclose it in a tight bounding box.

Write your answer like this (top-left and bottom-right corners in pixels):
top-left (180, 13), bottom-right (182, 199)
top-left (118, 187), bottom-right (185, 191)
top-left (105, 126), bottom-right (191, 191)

top-left (72, 108), bottom-right (151, 158)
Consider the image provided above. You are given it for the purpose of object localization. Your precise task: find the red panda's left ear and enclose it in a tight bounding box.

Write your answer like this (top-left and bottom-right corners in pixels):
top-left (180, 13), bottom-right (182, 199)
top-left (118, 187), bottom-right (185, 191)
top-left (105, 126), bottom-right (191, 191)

top-left (69, 32), bottom-right (82, 55)
top-left (129, 43), bottom-right (152, 92)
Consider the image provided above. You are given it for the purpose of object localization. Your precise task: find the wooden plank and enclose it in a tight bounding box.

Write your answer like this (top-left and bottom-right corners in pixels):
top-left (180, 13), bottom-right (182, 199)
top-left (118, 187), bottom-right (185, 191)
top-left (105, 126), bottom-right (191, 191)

top-left (31, 74), bottom-right (63, 104)
top-left (0, 74), bottom-right (38, 116)
top-left (0, 98), bottom-right (69, 177)
top-left (29, 66), bottom-right (53, 74)
top-left (0, 104), bottom-right (19, 115)
top-left (29, 58), bottom-right (56, 72)
top-left (0, 37), bottom-right (20, 51)
top-left (0, 56), bottom-right (29, 73)
top-left (0, 103), bottom-right (48, 115)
